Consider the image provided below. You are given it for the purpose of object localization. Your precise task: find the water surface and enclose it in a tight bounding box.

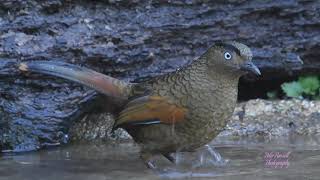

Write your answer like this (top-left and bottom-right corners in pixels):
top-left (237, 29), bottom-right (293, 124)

top-left (1, 135), bottom-right (320, 180)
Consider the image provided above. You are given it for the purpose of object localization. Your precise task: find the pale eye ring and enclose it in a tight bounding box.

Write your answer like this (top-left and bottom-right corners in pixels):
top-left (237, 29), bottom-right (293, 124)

top-left (224, 52), bottom-right (232, 60)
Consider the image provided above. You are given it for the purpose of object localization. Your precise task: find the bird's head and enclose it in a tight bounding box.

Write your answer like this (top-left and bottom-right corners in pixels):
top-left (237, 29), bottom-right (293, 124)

top-left (204, 41), bottom-right (261, 76)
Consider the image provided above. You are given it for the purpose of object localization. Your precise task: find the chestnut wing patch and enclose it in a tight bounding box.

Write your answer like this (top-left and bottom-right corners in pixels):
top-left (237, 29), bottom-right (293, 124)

top-left (114, 96), bottom-right (187, 129)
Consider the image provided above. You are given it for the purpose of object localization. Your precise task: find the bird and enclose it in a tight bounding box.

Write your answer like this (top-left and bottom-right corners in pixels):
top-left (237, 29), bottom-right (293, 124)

top-left (18, 41), bottom-right (260, 168)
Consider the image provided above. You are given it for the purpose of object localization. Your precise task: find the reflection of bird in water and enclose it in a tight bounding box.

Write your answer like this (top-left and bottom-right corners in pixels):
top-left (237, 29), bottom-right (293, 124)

top-left (19, 41), bottom-right (260, 168)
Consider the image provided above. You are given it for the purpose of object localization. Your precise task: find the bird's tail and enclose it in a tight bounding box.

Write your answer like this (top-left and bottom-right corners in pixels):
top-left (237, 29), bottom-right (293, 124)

top-left (19, 61), bottom-right (132, 99)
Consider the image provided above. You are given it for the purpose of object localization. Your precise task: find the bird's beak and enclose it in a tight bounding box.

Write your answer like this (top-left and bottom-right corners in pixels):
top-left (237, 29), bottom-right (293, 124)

top-left (240, 61), bottom-right (261, 76)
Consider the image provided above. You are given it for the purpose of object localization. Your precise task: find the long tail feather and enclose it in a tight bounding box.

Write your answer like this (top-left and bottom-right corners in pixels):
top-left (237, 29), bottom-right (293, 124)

top-left (19, 61), bottom-right (131, 99)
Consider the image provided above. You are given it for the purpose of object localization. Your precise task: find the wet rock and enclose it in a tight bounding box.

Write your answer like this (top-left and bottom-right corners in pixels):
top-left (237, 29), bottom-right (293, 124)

top-left (69, 112), bottom-right (130, 141)
top-left (0, 0), bottom-right (319, 152)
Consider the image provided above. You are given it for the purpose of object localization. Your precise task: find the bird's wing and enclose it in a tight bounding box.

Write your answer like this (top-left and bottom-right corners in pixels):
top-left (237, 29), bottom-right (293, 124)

top-left (114, 96), bottom-right (187, 129)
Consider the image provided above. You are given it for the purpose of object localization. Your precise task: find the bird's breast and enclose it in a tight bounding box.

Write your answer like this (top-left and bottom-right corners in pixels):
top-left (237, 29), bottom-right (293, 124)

top-left (173, 82), bottom-right (238, 150)
top-left (136, 71), bottom-right (239, 152)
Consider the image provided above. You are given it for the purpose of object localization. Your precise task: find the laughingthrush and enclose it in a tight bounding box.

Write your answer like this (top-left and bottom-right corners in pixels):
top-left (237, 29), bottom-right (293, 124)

top-left (19, 41), bottom-right (260, 168)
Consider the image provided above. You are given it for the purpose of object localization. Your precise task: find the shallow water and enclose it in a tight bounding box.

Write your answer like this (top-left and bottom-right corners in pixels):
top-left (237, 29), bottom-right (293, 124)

top-left (1, 135), bottom-right (320, 180)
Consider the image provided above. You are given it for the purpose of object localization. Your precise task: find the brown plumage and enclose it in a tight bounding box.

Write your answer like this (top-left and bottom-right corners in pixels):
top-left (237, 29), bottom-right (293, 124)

top-left (19, 41), bottom-right (260, 168)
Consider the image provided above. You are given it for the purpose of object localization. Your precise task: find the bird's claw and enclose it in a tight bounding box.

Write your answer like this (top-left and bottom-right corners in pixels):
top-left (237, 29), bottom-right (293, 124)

top-left (141, 152), bottom-right (158, 169)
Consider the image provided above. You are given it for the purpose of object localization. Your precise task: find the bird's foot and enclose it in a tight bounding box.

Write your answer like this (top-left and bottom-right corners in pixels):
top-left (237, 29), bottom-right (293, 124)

top-left (192, 145), bottom-right (229, 168)
top-left (145, 160), bottom-right (157, 169)
top-left (140, 152), bottom-right (157, 169)
top-left (142, 152), bottom-right (181, 169)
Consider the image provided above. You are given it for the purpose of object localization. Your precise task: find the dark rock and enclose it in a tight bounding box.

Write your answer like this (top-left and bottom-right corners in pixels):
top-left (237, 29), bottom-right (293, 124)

top-left (0, 0), bottom-right (319, 152)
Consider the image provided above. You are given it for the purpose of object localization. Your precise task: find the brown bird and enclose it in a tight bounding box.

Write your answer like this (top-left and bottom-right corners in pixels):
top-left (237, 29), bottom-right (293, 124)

top-left (19, 41), bottom-right (260, 168)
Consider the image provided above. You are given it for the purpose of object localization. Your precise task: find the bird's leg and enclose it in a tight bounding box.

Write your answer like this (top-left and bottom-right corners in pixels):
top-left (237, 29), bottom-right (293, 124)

top-left (193, 145), bottom-right (228, 168)
top-left (140, 152), bottom-right (157, 169)
top-left (205, 145), bottom-right (224, 163)
top-left (162, 153), bottom-right (176, 164)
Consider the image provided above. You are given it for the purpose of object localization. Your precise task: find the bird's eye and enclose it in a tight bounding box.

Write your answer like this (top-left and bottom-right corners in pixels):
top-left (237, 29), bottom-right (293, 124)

top-left (224, 52), bottom-right (232, 60)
